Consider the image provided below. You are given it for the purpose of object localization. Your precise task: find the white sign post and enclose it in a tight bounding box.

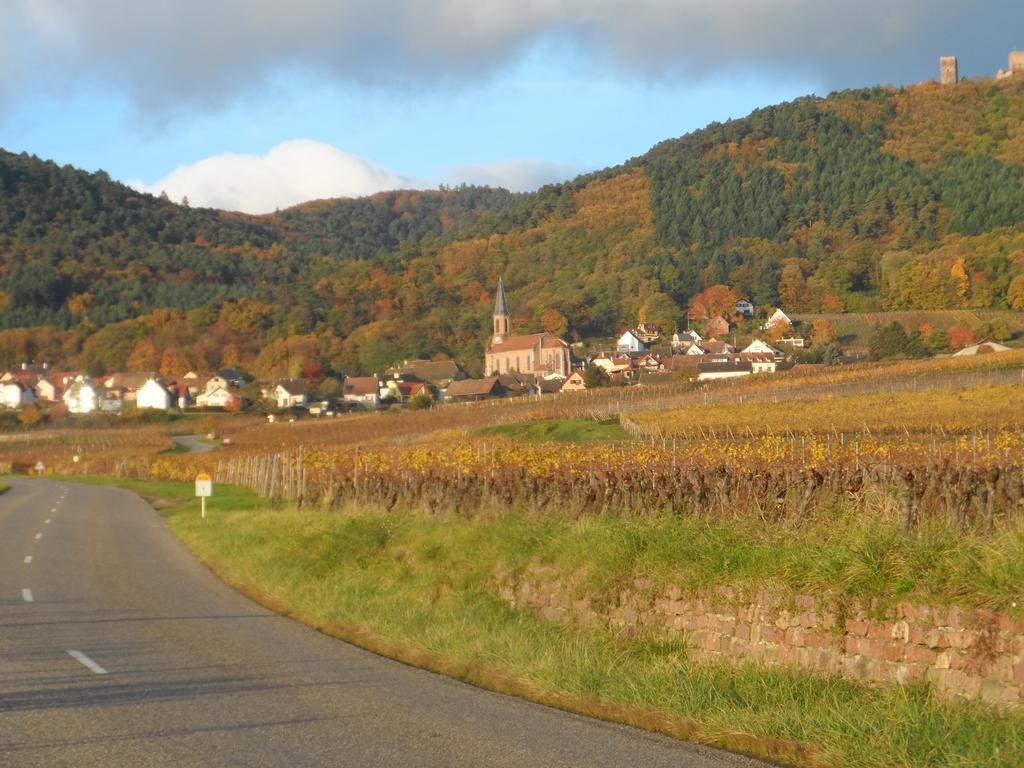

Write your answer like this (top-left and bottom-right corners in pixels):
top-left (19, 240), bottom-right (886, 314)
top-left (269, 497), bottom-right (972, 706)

top-left (195, 473), bottom-right (213, 518)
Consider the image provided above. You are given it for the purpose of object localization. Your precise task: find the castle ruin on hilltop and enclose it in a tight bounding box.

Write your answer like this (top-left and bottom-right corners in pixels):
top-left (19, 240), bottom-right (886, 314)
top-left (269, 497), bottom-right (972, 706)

top-left (939, 51), bottom-right (1024, 85)
top-left (940, 56), bottom-right (958, 85)
top-left (997, 51), bottom-right (1024, 80)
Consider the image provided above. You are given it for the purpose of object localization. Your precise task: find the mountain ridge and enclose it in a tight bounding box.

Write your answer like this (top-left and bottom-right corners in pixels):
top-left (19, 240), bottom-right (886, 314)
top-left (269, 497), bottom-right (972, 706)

top-left (1, 78), bottom-right (1023, 376)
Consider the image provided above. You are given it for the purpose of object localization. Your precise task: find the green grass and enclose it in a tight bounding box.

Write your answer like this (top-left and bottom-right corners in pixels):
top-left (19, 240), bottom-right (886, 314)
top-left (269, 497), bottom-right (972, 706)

top-left (55, 475), bottom-right (1024, 767)
top-left (0, 482), bottom-right (9, 494)
top-left (479, 418), bottom-right (629, 443)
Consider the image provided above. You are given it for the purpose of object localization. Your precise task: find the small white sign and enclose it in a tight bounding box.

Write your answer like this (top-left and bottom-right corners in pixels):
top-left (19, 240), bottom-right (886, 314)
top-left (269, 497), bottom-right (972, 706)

top-left (195, 473), bottom-right (213, 498)
top-left (34, 461), bottom-right (45, 473)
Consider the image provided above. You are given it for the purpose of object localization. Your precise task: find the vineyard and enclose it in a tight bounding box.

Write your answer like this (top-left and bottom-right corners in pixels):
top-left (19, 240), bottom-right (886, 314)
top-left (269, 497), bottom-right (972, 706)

top-left (4, 351), bottom-right (1024, 551)
top-left (142, 355), bottom-right (1024, 555)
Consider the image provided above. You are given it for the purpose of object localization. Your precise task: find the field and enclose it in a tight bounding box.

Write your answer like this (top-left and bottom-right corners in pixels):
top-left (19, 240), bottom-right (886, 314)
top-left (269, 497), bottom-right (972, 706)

top-left (6, 349), bottom-right (1024, 766)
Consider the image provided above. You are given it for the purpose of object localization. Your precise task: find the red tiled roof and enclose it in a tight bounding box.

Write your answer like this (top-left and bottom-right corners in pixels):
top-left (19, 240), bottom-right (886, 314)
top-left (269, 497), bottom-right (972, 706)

top-left (488, 333), bottom-right (547, 353)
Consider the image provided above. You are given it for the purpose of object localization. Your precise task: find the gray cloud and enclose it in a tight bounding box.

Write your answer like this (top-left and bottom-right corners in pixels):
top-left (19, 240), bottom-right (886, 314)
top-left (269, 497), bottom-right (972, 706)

top-left (4, 1), bottom-right (1024, 116)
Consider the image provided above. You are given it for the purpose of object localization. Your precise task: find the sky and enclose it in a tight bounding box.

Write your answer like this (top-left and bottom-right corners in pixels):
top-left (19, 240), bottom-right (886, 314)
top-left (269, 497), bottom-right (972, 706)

top-left (1, 1), bottom-right (1023, 214)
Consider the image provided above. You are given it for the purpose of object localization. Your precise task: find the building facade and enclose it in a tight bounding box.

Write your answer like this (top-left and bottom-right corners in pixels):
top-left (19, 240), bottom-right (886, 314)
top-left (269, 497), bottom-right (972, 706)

top-left (484, 279), bottom-right (571, 378)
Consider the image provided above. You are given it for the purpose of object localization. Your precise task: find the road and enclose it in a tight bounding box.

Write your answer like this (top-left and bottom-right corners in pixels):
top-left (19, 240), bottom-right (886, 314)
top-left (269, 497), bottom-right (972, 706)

top-left (0, 479), bottom-right (769, 768)
top-left (171, 434), bottom-right (215, 454)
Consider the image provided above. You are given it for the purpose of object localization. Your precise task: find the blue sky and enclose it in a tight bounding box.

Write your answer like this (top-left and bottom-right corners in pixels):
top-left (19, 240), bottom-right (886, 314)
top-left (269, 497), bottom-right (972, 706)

top-left (2, 2), bottom-right (1022, 213)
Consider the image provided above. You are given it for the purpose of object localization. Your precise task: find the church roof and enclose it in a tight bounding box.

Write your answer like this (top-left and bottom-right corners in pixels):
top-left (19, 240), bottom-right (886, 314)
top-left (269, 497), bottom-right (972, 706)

top-left (487, 333), bottom-right (547, 353)
top-left (494, 277), bottom-right (509, 316)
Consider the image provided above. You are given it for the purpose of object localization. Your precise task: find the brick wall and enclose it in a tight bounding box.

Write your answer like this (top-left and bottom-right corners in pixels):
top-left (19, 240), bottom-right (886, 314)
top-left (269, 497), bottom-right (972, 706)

top-left (497, 571), bottom-right (1023, 707)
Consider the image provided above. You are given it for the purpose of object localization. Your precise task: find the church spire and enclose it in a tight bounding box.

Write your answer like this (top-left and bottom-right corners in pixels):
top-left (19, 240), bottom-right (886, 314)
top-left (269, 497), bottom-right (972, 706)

top-left (492, 277), bottom-right (510, 343)
top-left (494, 276), bottom-right (509, 317)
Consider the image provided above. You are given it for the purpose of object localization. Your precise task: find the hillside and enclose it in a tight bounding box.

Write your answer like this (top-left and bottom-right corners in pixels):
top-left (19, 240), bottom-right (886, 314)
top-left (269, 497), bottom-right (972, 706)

top-left (2, 78), bottom-right (1024, 376)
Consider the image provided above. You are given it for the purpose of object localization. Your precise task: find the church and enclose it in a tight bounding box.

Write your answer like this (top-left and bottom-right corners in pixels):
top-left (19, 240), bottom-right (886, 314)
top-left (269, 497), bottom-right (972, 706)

top-left (484, 278), bottom-right (572, 378)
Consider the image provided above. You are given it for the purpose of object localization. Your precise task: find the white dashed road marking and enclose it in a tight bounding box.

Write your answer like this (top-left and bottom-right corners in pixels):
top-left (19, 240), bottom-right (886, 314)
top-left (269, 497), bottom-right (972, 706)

top-left (22, 588), bottom-right (33, 602)
top-left (34, 533), bottom-right (42, 540)
top-left (24, 555), bottom-right (32, 564)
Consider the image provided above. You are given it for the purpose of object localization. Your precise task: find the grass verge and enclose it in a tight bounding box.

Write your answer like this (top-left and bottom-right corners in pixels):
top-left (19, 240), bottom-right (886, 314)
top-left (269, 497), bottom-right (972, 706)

top-left (58, 475), bottom-right (1024, 767)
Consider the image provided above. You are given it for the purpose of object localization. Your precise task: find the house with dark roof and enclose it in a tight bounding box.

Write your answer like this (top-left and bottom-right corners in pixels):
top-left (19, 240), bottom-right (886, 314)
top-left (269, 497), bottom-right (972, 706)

top-left (392, 359), bottom-right (465, 388)
top-left (697, 357), bottom-right (754, 381)
top-left (444, 377), bottom-right (504, 403)
top-left (343, 376), bottom-right (381, 408)
top-left (273, 379), bottom-right (308, 409)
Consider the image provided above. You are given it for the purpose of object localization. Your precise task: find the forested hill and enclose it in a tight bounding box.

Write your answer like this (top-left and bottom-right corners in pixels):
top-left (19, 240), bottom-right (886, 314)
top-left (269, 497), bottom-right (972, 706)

top-left (2, 77), bottom-right (1024, 377)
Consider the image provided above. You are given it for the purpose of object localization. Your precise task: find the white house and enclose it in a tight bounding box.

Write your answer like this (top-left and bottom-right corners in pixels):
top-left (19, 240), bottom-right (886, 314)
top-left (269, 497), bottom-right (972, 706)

top-left (617, 330), bottom-right (646, 353)
top-left (696, 359), bottom-right (753, 381)
top-left (735, 299), bottom-right (755, 317)
top-left (591, 354), bottom-right (633, 374)
top-left (196, 386), bottom-right (242, 409)
top-left (741, 353), bottom-right (778, 374)
top-left (763, 308), bottom-right (792, 330)
top-left (63, 378), bottom-right (99, 414)
top-left (560, 370), bottom-right (587, 392)
top-left (35, 378), bottom-right (59, 402)
top-left (137, 378), bottom-right (173, 410)
top-left (0, 381), bottom-right (36, 409)
top-left (742, 339), bottom-right (783, 357)
top-left (671, 329), bottom-right (703, 351)
top-left (343, 376), bottom-right (380, 408)
top-left (274, 380), bottom-right (308, 409)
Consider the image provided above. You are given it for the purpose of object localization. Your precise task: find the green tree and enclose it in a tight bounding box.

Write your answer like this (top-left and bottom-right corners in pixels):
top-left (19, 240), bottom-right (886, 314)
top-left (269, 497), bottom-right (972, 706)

top-left (583, 363), bottom-right (611, 389)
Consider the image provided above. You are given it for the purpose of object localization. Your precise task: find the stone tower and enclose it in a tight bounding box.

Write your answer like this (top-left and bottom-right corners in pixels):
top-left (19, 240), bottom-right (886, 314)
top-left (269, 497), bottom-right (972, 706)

top-left (940, 56), bottom-right (958, 86)
top-left (998, 52), bottom-right (1024, 80)
top-left (492, 277), bottom-right (510, 344)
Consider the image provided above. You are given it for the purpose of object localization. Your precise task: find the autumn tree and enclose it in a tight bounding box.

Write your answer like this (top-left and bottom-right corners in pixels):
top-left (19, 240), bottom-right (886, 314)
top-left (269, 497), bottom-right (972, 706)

top-left (688, 285), bottom-right (736, 320)
top-left (540, 309), bottom-right (569, 338)
top-left (778, 259), bottom-right (809, 310)
top-left (1007, 274), bottom-right (1024, 310)
top-left (17, 402), bottom-right (43, 427)
top-left (159, 347), bottom-right (191, 378)
top-left (638, 292), bottom-right (682, 333)
top-left (811, 319), bottom-right (838, 346)
top-left (127, 339), bottom-right (162, 372)
top-left (946, 325), bottom-right (978, 350)
top-left (767, 320), bottom-right (793, 344)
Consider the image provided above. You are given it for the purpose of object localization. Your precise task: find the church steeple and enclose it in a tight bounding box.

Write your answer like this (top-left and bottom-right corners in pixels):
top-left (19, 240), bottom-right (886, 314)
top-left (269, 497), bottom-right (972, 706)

top-left (492, 277), bottom-right (510, 343)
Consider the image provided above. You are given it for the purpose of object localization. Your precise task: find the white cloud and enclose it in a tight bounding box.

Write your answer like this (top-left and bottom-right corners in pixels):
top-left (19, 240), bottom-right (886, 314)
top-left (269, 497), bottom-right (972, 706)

top-left (4, 1), bottom-right (1020, 116)
top-left (132, 140), bottom-right (420, 214)
top-left (447, 159), bottom-right (579, 192)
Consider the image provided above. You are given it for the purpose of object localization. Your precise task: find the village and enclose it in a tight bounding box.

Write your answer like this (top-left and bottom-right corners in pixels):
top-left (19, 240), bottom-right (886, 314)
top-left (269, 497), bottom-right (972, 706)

top-left (0, 282), bottom-right (1012, 420)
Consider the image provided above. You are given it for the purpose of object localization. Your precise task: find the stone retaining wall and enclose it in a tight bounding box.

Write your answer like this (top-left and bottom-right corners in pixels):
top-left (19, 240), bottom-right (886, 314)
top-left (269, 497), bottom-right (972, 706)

top-left (497, 571), bottom-right (1024, 706)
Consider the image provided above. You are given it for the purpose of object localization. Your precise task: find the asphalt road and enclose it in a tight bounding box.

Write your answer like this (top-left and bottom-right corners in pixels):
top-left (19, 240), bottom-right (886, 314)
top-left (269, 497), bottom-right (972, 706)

top-left (0, 479), bottom-right (771, 768)
top-left (171, 434), bottom-right (215, 454)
